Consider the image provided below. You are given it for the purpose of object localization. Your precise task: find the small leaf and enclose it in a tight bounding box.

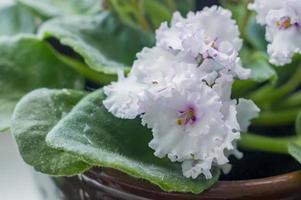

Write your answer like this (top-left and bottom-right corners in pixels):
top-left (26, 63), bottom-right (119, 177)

top-left (18, 0), bottom-right (102, 18)
top-left (0, 35), bottom-right (84, 132)
top-left (38, 12), bottom-right (154, 77)
top-left (288, 142), bottom-right (301, 163)
top-left (11, 88), bottom-right (90, 175)
top-left (243, 52), bottom-right (277, 83)
top-left (46, 89), bottom-right (220, 194)
top-left (0, 3), bottom-right (36, 36)
top-left (296, 112), bottom-right (301, 136)
top-left (246, 15), bottom-right (267, 51)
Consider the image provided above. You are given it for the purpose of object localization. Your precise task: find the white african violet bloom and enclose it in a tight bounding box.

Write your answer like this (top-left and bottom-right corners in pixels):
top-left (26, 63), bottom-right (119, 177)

top-left (103, 7), bottom-right (260, 179)
top-left (104, 47), bottom-right (201, 119)
top-left (103, 72), bottom-right (145, 119)
top-left (156, 6), bottom-right (250, 80)
top-left (249, 0), bottom-right (301, 66)
top-left (142, 83), bottom-right (243, 179)
top-left (248, 0), bottom-right (283, 25)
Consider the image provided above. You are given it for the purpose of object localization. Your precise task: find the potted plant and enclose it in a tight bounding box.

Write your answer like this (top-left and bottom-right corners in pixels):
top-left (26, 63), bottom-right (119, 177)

top-left (1, 0), bottom-right (301, 199)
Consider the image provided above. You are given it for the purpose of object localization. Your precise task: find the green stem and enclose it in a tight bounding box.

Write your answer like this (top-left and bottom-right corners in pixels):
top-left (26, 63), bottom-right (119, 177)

top-left (108, 0), bottom-right (138, 30)
top-left (239, 133), bottom-right (297, 154)
top-left (249, 65), bottom-right (301, 106)
top-left (240, 4), bottom-right (251, 39)
top-left (253, 108), bottom-right (300, 126)
top-left (56, 53), bottom-right (117, 85)
top-left (277, 91), bottom-right (301, 109)
top-left (132, 0), bottom-right (151, 32)
top-left (232, 80), bottom-right (258, 98)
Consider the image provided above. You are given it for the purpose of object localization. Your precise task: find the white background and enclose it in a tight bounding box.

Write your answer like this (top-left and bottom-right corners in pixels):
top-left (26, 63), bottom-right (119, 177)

top-left (0, 133), bottom-right (41, 200)
top-left (0, 0), bottom-right (41, 199)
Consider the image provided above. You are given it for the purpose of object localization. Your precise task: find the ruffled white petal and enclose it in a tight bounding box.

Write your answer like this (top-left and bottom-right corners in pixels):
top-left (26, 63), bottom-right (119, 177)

top-left (212, 75), bottom-right (233, 101)
top-left (156, 21), bottom-right (183, 51)
top-left (103, 72), bottom-right (145, 119)
top-left (142, 83), bottom-right (241, 179)
top-left (236, 98), bottom-right (260, 132)
top-left (182, 159), bottom-right (213, 179)
top-left (248, 0), bottom-right (284, 25)
top-left (190, 6), bottom-right (242, 51)
top-left (249, 0), bottom-right (301, 66)
top-left (268, 27), bottom-right (301, 66)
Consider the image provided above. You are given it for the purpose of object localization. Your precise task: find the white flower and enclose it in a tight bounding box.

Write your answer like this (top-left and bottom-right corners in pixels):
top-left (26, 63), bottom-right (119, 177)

top-left (156, 6), bottom-right (250, 80)
top-left (103, 71), bottom-right (145, 119)
top-left (155, 12), bottom-right (185, 52)
top-left (142, 83), bottom-right (240, 179)
top-left (157, 6), bottom-right (242, 52)
top-left (103, 46), bottom-right (202, 119)
top-left (131, 47), bottom-right (182, 88)
top-left (248, 0), bottom-right (284, 25)
top-left (188, 6), bottom-right (242, 51)
top-left (249, 0), bottom-right (301, 66)
top-left (103, 7), bottom-right (260, 179)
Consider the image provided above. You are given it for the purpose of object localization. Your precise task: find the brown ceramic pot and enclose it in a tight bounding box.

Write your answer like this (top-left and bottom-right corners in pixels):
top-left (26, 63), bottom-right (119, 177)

top-left (47, 168), bottom-right (301, 200)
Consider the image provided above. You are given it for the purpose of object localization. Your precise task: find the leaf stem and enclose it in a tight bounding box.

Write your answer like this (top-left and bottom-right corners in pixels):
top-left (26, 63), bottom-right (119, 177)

top-left (55, 53), bottom-right (117, 85)
top-left (249, 65), bottom-right (301, 106)
top-left (239, 133), bottom-right (297, 154)
top-left (131, 0), bottom-right (151, 32)
top-left (277, 91), bottom-right (301, 109)
top-left (252, 108), bottom-right (299, 126)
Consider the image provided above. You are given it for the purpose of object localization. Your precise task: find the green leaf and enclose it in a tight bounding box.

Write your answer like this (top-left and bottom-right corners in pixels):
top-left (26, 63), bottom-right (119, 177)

top-left (18, 0), bottom-right (102, 18)
top-left (0, 3), bottom-right (36, 36)
top-left (288, 142), bottom-right (301, 163)
top-left (0, 35), bottom-right (84, 132)
top-left (296, 111), bottom-right (301, 136)
top-left (143, 0), bottom-right (171, 29)
top-left (174, 0), bottom-right (195, 15)
top-left (46, 89), bottom-right (220, 194)
top-left (246, 15), bottom-right (267, 51)
top-left (243, 52), bottom-right (277, 83)
top-left (11, 88), bottom-right (90, 175)
top-left (38, 12), bottom-right (154, 81)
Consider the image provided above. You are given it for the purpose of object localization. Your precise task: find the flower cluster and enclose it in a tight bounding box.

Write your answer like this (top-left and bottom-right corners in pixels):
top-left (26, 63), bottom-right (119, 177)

top-left (249, 0), bottom-right (301, 66)
top-left (103, 6), bottom-right (259, 179)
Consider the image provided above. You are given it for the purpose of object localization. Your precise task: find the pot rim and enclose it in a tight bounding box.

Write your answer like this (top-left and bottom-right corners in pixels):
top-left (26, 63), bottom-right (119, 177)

top-left (85, 168), bottom-right (301, 199)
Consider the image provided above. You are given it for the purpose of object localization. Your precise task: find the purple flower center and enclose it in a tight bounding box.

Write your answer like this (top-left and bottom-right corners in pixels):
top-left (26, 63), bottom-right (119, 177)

top-left (176, 106), bottom-right (197, 126)
top-left (276, 16), bottom-right (292, 30)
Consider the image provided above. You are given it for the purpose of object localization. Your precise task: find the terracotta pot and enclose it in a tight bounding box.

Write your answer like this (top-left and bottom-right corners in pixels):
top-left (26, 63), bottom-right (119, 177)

top-left (46, 168), bottom-right (301, 200)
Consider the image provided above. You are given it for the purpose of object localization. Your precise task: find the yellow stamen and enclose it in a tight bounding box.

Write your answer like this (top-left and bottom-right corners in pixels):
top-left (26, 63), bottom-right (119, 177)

top-left (283, 20), bottom-right (291, 29)
top-left (187, 109), bottom-right (194, 119)
top-left (176, 119), bottom-right (183, 125)
top-left (276, 17), bottom-right (292, 29)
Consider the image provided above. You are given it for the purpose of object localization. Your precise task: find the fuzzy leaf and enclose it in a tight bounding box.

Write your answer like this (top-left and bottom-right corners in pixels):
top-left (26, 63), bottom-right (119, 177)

top-left (243, 52), bottom-right (277, 83)
top-left (38, 12), bottom-right (154, 78)
top-left (246, 15), bottom-right (267, 51)
top-left (11, 88), bottom-right (90, 175)
top-left (0, 3), bottom-right (36, 36)
top-left (46, 89), bottom-right (220, 194)
top-left (18, 0), bottom-right (102, 18)
top-left (0, 35), bottom-right (84, 132)
top-left (288, 142), bottom-right (301, 164)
